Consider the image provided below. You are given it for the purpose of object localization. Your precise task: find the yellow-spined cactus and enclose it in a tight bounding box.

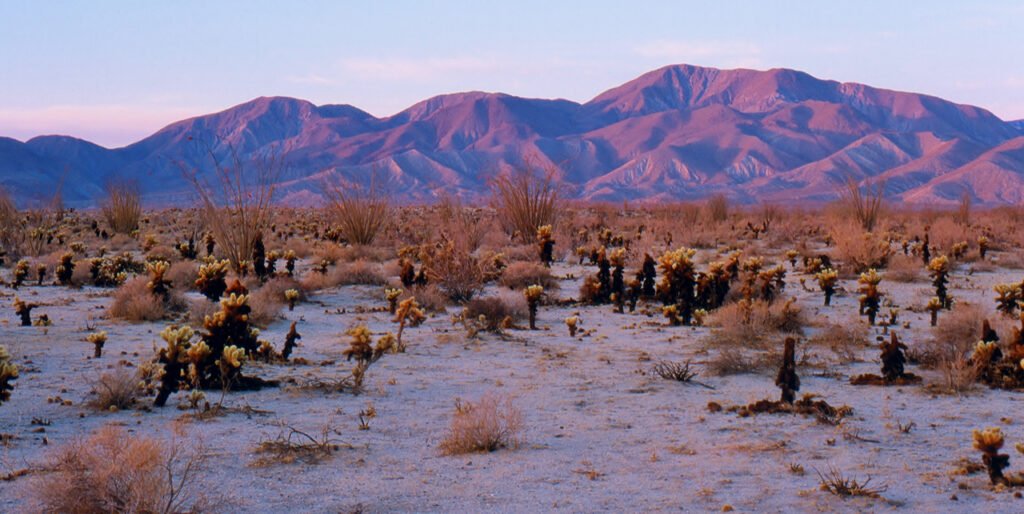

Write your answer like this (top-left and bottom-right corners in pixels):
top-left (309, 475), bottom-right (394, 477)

top-left (815, 268), bottom-right (838, 306)
top-left (525, 284), bottom-right (544, 329)
top-left (0, 345), bottom-right (17, 405)
top-left (87, 330), bottom-right (108, 358)
top-left (284, 288), bottom-right (300, 311)
top-left (565, 315), bottom-right (579, 337)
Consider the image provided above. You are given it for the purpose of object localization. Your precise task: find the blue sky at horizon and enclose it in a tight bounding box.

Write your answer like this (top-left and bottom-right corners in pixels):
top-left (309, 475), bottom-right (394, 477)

top-left (1, 0), bottom-right (1022, 147)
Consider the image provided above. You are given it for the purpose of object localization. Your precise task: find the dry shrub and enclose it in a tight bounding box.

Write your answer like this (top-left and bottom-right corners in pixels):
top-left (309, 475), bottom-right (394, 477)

top-left (705, 193), bottom-right (729, 222)
top-left (187, 298), bottom-right (220, 327)
top-left (914, 302), bottom-right (1008, 380)
top-left (500, 244), bottom-right (538, 263)
top-left (499, 261), bottom-right (559, 290)
top-left (831, 227), bottom-right (891, 273)
top-left (101, 180), bottom-right (142, 234)
top-left (928, 216), bottom-right (969, 254)
top-left (704, 299), bottom-right (806, 375)
top-left (300, 260), bottom-right (386, 290)
top-left (28, 424), bottom-right (210, 514)
top-left (0, 187), bottom-right (18, 258)
top-left (88, 366), bottom-right (140, 410)
top-left (166, 261), bottom-right (198, 291)
top-left (996, 251), bottom-right (1024, 270)
top-left (839, 176), bottom-right (885, 232)
top-left (490, 165), bottom-right (559, 241)
top-left (439, 393), bottom-right (523, 455)
top-left (404, 285), bottom-right (448, 313)
top-left (885, 253), bottom-right (923, 282)
top-left (247, 280), bottom-right (291, 327)
top-left (145, 244), bottom-right (179, 264)
top-left (422, 239), bottom-right (497, 302)
top-left (463, 292), bottom-right (527, 331)
top-left (437, 196), bottom-right (489, 252)
top-left (108, 277), bottom-right (167, 322)
top-left (806, 320), bottom-right (869, 363)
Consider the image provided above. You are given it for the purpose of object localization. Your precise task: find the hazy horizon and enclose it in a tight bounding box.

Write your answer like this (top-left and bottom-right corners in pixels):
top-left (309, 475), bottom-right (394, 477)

top-left (2, 0), bottom-right (1023, 147)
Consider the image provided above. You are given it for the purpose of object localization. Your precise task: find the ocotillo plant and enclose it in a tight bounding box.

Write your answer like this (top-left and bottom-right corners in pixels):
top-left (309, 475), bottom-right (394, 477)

top-left (857, 269), bottom-right (884, 325)
top-left (927, 255), bottom-right (952, 309)
top-left (815, 268), bottom-right (838, 306)
top-left (537, 224), bottom-right (555, 267)
top-left (87, 330), bottom-right (108, 358)
top-left (776, 337), bottom-right (800, 404)
top-left (525, 285), bottom-right (544, 329)
top-left (55, 252), bottom-right (75, 286)
top-left (0, 345), bottom-right (16, 406)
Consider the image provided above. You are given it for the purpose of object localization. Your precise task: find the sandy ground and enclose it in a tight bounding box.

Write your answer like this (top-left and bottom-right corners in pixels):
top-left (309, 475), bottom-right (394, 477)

top-left (2, 257), bottom-right (1024, 513)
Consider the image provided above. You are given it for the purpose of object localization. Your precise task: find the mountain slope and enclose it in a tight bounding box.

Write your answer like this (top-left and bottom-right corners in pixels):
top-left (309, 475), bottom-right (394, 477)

top-left (0, 64), bottom-right (1021, 207)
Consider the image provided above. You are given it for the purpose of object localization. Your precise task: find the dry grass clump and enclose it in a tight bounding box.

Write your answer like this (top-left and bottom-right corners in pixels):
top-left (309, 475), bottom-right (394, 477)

top-left (915, 302), bottom-right (993, 368)
top-left (108, 277), bottom-right (167, 322)
top-left (300, 259), bottom-right (387, 290)
top-left (88, 366), bottom-right (140, 410)
top-left (704, 299), bottom-right (806, 375)
top-left (806, 321), bottom-right (869, 363)
top-left (100, 180), bottom-right (142, 234)
top-left (831, 228), bottom-right (892, 274)
top-left (816, 465), bottom-right (886, 498)
top-left (246, 279), bottom-right (297, 327)
top-left (885, 253), bottom-right (923, 282)
top-left (404, 285), bottom-right (448, 313)
top-left (28, 424), bottom-right (210, 514)
top-left (498, 261), bottom-right (559, 290)
top-left (165, 260), bottom-right (198, 291)
top-left (439, 393), bottom-right (523, 455)
top-left (462, 293), bottom-right (527, 332)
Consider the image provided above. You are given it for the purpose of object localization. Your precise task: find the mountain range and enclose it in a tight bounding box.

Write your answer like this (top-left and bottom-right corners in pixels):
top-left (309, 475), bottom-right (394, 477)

top-left (2, 64), bottom-right (1023, 207)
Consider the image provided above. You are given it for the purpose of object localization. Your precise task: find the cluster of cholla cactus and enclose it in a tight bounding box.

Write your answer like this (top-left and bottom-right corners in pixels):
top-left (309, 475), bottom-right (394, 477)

top-left (0, 345), bottom-right (16, 406)
top-left (13, 259), bottom-right (29, 289)
top-left (927, 255), bottom-right (952, 309)
top-left (971, 317), bottom-right (1024, 390)
top-left (857, 269), bottom-right (884, 325)
top-left (344, 325), bottom-right (394, 390)
top-left (87, 330), bottom-right (108, 358)
top-left (851, 332), bottom-right (920, 385)
top-left (994, 281), bottom-right (1024, 317)
top-left (972, 427), bottom-right (1024, 486)
top-left (657, 248), bottom-right (698, 325)
top-left (55, 252), bottom-right (75, 286)
top-left (146, 260), bottom-right (173, 303)
top-left (537, 225), bottom-right (555, 267)
top-left (196, 259), bottom-right (230, 301)
top-left (815, 268), bottom-right (839, 306)
top-left (13, 296), bottom-right (36, 326)
top-left (524, 285), bottom-right (544, 329)
top-left (88, 252), bottom-right (142, 287)
top-left (153, 292), bottom-right (271, 406)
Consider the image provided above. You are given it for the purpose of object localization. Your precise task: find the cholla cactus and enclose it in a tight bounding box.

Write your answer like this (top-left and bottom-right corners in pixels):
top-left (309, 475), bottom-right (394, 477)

top-left (284, 289), bottom-right (300, 311)
top-left (537, 225), bottom-right (555, 267)
top-left (785, 249), bottom-right (799, 269)
top-left (662, 305), bottom-right (683, 326)
top-left (857, 269), bottom-right (884, 325)
top-left (55, 252), bottom-right (75, 286)
top-left (195, 259), bottom-right (230, 301)
top-left (216, 345), bottom-right (246, 389)
top-left (35, 263), bottom-right (46, 286)
top-left (565, 315), bottom-right (579, 337)
top-left (393, 297), bottom-right (426, 352)
top-left (693, 308), bottom-right (708, 327)
top-left (757, 265), bottom-right (786, 304)
top-left (979, 236), bottom-right (990, 259)
top-left (146, 260), bottom-right (172, 301)
top-left (951, 241), bottom-right (969, 259)
top-left (204, 232), bottom-right (216, 256)
top-left (11, 260), bottom-right (29, 289)
top-left (142, 233), bottom-right (158, 252)
top-left (283, 249), bottom-right (297, 277)
top-left (87, 330), bottom-right (108, 358)
top-left (973, 427), bottom-right (1011, 485)
top-left (926, 297), bottom-right (943, 327)
top-left (343, 325), bottom-right (392, 389)
top-left (154, 325), bottom-right (194, 407)
top-left (815, 268), bottom-right (838, 306)
top-left (775, 337), bottom-right (800, 404)
top-left (994, 283), bottom-right (1021, 317)
top-left (385, 288), bottom-right (403, 314)
top-left (265, 250), bottom-right (280, 276)
top-left (640, 253), bottom-right (657, 298)
top-left (525, 284), bottom-right (544, 329)
top-left (927, 256), bottom-right (952, 309)
top-left (13, 297), bottom-right (35, 326)
top-left (0, 345), bottom-right (17, 405)
top-left (252, 233), bottom-right (267, 281)
top-left (282, 321), bottom-right (301, 361)
top-left (609, 248), bottom-right (626, 313)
